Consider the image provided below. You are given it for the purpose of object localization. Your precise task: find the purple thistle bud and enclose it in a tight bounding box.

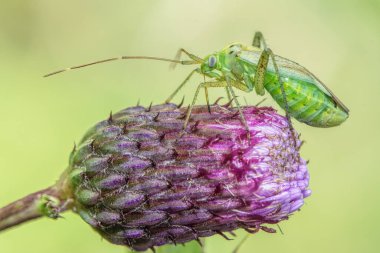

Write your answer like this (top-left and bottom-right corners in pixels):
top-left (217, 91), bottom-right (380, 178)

top-left (67, 103), bottom-right (310, 251)
top-left (0, 103), bottom-right (310, 252)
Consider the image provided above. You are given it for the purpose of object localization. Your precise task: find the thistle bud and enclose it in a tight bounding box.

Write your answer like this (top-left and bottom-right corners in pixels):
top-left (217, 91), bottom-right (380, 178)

top-left (69, 104), bottom-right (310, 251)
top-left (0, 103), bottom-right (310, 252)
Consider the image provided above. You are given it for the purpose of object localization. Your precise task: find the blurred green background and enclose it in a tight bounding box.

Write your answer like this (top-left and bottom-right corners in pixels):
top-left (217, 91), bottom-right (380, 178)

top-left (0, 0), bottom-right (379, 252)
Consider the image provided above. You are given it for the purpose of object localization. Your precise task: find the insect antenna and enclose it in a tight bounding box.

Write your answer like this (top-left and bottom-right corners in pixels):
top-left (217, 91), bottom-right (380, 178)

top-left (44, 56), bottom-right (199, 77)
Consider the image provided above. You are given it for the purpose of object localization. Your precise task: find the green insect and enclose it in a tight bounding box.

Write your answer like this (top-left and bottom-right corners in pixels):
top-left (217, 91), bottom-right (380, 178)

top-left (45, 32), bottom-right (349, 135)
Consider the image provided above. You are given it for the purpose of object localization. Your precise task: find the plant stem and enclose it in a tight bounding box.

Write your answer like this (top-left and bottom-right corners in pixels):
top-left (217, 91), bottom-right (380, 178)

top-left (0, 170), bottom-right (73, 232)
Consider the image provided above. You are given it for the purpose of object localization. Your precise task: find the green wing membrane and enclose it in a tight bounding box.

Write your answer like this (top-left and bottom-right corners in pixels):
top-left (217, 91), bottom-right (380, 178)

top-left (238, 50), bottom-right (349, 113)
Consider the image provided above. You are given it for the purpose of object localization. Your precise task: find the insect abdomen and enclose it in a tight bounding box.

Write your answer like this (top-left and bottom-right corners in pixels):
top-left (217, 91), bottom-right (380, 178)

top-left (264, 75), bottom-right (348, 127)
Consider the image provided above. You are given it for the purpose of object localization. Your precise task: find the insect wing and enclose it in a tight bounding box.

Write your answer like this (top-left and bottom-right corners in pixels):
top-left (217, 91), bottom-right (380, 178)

top-left (275, 56), bottom-right (349, 113)
top-left (304, 68), bottom-right (349, 113)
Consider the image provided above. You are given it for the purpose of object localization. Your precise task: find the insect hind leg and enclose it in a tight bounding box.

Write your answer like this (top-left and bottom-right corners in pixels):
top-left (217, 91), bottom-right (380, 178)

top-left (266, 48), bottom-right (295, 132)
top-left (251, 32), bottom-right (296, 142)
top-left (252, 31), bottom-right (268, 49)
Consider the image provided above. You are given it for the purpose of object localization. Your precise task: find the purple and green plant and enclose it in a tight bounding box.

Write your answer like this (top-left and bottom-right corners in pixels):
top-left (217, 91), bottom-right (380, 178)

top-left (0, 103), bottom-right (310, 252)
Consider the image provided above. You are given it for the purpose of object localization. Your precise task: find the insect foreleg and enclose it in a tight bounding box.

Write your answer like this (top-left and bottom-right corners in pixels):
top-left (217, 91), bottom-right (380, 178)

top-left (225, 77), bottom-right (251, 140)
top-left (183, 81), bottom-right (228, 130)
top-left (204, 87), bottom-right (211, 113)
top-left (252, 31), bottom-right (268, 50)
top-left (165, 68), bottom-right (199, 103)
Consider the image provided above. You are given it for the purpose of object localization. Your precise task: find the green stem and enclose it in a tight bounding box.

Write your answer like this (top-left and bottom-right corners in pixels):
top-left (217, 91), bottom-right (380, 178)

top-left (0, 169), bottom-right (73, 232)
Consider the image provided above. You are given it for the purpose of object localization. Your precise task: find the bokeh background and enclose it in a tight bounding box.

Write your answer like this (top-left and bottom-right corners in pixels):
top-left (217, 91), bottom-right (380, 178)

top-left (0, 0), bottom-right (379, 252)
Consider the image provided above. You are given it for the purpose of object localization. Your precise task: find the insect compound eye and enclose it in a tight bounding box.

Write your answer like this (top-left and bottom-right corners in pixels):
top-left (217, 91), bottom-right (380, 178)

top-left (208, 55), bottom-right (217, 68)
